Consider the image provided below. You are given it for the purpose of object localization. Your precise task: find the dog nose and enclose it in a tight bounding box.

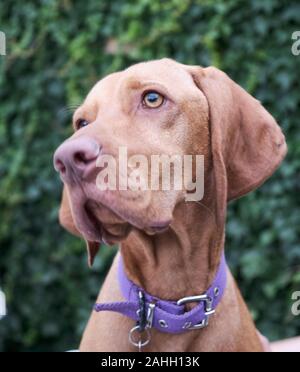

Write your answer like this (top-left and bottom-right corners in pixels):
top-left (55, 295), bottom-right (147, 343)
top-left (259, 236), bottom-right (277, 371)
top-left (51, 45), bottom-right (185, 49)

top-left (54, 136), bottom-right (100, 183)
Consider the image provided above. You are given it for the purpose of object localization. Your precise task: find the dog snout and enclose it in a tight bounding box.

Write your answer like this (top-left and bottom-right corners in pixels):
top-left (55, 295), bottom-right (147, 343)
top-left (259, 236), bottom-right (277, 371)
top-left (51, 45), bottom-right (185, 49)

top-left (54, 136), bottom-right (100, 183)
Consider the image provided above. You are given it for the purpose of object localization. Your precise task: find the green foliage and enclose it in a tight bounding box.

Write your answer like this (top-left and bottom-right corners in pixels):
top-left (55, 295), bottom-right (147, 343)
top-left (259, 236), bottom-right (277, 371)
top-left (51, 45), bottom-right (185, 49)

top-left (0, 0), bottom-right (300, 351)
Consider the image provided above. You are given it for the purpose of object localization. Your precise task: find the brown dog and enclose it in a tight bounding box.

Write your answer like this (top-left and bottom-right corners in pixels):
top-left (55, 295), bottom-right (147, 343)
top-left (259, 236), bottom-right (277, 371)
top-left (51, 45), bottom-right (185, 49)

top-left (54, 59), bottom-right (287, 351)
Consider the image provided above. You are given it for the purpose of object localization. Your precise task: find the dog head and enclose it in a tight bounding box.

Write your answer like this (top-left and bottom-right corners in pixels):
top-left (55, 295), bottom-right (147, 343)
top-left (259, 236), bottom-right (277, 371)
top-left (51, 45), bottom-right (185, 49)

top-left (54, 59), bottom-right (287, 265)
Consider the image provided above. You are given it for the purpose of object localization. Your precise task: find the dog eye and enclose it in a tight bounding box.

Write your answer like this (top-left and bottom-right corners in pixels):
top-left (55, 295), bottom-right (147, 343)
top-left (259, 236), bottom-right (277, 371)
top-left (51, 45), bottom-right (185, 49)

top-left (142, 91), bottom-right (164, 108)
top-left (76, 119), bottom-right (89, 130)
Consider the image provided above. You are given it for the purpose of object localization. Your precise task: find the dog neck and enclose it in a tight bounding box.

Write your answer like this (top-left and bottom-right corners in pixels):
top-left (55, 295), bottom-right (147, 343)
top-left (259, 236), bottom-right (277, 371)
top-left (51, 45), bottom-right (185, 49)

top-left (121, 193), bottom-right (223, 301)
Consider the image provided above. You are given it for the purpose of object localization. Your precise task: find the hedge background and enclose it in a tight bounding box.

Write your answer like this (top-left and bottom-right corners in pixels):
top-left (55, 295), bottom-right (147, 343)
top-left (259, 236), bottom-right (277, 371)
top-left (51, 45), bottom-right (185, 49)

top-left (0, 0), bottom-right (300, 351)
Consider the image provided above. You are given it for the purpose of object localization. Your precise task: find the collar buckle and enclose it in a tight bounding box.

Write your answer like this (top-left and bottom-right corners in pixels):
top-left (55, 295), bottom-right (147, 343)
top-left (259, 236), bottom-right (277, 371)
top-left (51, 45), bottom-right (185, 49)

top-left (177, 294), bottom-right (215, 330)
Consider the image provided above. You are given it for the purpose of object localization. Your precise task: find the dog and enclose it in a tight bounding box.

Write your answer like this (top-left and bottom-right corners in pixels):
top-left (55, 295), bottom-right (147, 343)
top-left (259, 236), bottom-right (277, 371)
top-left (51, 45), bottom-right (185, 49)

top-left (54, 58), bottom-right (287, 351)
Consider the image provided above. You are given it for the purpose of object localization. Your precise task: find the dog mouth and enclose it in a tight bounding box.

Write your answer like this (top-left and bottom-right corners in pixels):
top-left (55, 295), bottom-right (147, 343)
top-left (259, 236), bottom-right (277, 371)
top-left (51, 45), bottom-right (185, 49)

top-left (73, 198), bottom-right (171, 244)
top-left (71, 197), bottom-right (132, 245)
top-left (66, 179), bottom-right (174, 244)
top-left (83, 204), bottom-right (104, 242)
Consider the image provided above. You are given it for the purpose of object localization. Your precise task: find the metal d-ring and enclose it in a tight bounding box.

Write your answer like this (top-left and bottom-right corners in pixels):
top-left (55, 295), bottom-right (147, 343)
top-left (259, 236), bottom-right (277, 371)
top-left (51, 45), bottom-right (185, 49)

top-left (129, 325), bottom-right (151, 349)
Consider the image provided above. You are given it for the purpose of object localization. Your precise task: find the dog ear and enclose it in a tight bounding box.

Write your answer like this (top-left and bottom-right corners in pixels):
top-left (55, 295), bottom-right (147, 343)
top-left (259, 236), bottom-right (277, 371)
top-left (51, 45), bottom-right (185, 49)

top-left (187, 66), bottom-right (287, 250)
top-left (59, 186), bottom-right (100, 267)
top-left (190, 66), bottom-right (287, 200)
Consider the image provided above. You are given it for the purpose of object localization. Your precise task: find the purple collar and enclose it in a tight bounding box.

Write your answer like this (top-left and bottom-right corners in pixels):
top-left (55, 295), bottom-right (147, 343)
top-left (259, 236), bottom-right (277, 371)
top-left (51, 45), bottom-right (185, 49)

top-left (94, 253), bottom-right (227, 335)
